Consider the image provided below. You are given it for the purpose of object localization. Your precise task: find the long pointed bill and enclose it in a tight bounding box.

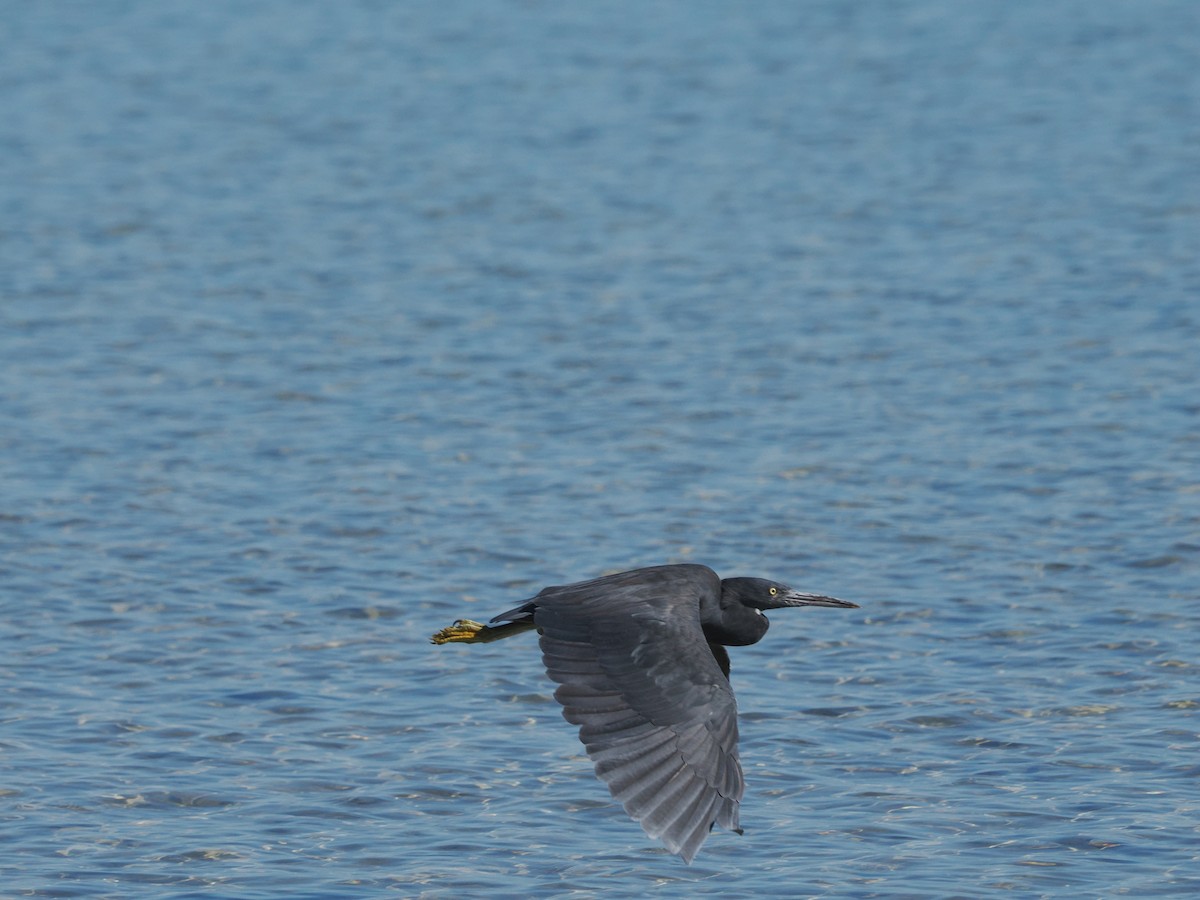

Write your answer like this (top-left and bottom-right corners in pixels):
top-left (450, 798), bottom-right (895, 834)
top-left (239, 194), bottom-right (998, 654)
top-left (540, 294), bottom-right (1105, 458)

top-left (780, 591), bottom-right (859, 609)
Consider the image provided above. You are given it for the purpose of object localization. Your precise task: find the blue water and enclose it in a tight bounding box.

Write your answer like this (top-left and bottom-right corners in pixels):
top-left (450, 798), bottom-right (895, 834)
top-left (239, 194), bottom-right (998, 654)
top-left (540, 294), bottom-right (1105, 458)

top-left (2, 0), bottom-right (1197, 896)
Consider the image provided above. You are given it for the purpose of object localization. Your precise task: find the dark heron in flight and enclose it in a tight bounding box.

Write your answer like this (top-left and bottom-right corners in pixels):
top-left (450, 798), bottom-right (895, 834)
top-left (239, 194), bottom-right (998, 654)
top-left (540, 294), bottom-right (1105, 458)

top-left (431, 563), bottom-right (857, 863)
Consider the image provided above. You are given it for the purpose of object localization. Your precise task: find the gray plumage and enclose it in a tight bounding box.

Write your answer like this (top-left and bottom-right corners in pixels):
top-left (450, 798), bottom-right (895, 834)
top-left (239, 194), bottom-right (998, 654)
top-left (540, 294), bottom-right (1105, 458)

top-left (471, 563), bottom-right (857, 863)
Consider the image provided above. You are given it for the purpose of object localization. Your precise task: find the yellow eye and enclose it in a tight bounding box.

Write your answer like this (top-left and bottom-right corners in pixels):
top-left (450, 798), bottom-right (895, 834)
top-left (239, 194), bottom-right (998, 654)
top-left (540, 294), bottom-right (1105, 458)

top-left (769, 587), bottom-right (777, 596)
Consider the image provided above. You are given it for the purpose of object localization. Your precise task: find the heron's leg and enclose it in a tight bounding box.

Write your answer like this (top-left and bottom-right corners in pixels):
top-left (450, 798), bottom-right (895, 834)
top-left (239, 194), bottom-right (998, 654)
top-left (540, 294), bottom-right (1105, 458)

top-left (430, 619), bottom-right (537, 645)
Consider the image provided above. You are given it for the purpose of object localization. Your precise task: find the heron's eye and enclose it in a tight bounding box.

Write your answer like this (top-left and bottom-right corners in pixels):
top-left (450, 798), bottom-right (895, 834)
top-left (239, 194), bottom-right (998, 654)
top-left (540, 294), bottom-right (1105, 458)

top-left (769, 587), bottom-right (777, 596)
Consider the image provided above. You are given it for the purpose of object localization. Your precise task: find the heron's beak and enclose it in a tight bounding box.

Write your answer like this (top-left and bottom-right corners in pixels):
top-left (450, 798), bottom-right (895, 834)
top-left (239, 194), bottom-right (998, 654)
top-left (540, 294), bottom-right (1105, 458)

top-left (779, 590), bottom-right (859, 609)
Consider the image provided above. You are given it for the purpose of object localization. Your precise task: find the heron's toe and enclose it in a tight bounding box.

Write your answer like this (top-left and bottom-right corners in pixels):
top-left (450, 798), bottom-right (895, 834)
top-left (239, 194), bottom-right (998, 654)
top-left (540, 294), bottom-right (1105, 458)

top-left (430, 619), bottom-right (487, 644)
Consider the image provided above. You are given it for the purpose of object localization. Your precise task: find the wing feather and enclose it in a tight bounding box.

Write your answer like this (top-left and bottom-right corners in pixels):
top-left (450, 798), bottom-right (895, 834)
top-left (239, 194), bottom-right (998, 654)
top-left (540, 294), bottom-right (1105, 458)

top-left (533, 564), bottom-right (744, 863)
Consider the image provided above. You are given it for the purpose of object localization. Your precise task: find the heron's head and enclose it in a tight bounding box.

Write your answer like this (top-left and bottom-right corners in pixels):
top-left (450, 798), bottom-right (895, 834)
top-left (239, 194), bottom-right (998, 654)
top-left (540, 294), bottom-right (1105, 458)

top-left (722, 577), bottom-right (859, 612)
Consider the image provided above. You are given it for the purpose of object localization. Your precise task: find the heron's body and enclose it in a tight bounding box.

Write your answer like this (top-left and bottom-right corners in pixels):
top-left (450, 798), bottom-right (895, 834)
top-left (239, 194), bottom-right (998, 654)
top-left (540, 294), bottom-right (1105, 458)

top-left (431, 563), bottom-right (856, 863)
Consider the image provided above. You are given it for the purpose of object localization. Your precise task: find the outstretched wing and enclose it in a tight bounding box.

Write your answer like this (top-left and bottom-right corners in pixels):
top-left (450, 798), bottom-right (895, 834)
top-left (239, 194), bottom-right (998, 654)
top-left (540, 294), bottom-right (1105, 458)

top-left (532, 564), bottom-right (743, 863)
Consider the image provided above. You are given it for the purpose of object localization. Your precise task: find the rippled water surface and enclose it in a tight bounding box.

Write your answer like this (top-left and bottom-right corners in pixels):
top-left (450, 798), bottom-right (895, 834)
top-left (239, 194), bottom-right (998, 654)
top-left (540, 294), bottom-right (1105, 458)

top-left (3, 1), bottom-right (1198, 896)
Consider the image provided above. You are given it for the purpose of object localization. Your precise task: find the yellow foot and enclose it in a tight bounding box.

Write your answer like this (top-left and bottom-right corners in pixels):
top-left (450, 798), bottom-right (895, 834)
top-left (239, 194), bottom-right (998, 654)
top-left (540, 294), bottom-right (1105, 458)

top-left (430, 619), bottom-right (487, 644)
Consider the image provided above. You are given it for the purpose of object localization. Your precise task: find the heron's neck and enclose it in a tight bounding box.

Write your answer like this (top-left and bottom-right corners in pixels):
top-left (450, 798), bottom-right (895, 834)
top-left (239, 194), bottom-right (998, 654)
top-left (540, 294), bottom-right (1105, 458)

top-left (699, 597), bottom-right (770, 647)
